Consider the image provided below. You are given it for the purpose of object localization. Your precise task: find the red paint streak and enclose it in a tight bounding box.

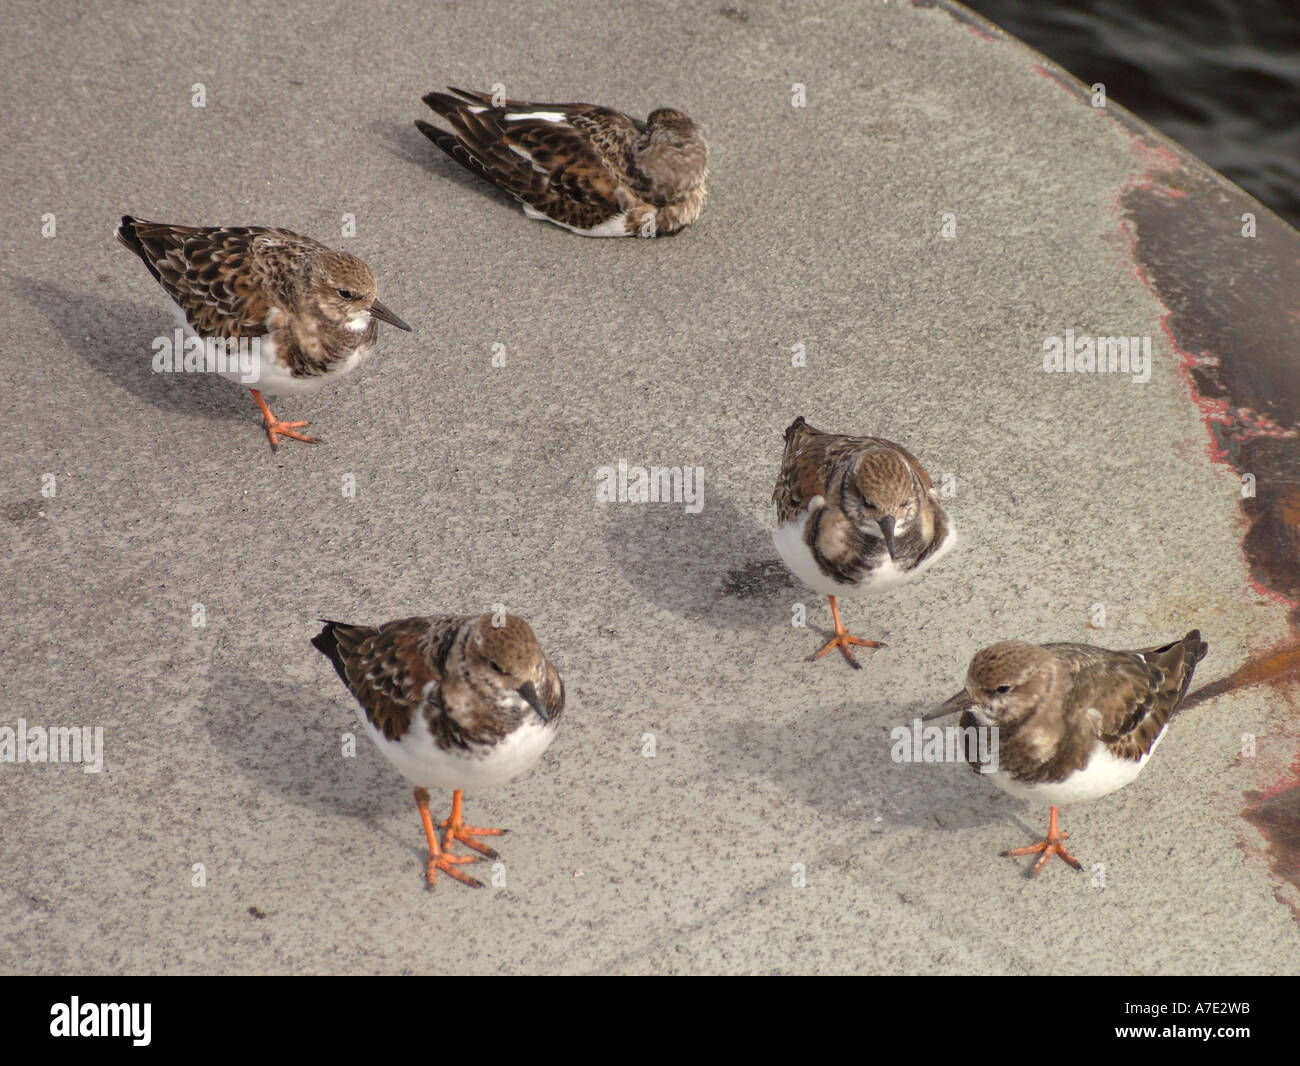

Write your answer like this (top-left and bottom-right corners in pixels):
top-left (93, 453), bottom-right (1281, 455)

top-left (1161, 316), bottom-right (1235, 466)
top-left (1248, 576), bottom-right (1299, 609)
top-left (962, 22), bottom-right (1000, 43)
top-left (1031, 62), bottom-right (1075, 95)
top-left (1107, 125), bottom-right (1300, 504)
top-left (1125, 139), bottom-right (1183, 178)
top-left (1125, 173), bottom-right (1188, 199)
top-left (1224, 638), bottom-right (1300, 692)
top-left (1253, 752), bottom-right (1300, 805)
top-left (1107, 168), bottom-right (1238, 474)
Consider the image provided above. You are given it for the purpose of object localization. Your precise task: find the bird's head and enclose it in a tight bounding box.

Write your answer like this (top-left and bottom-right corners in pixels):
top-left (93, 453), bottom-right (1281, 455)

top-left (644, 108), bottom-right (704, 146)
top-left (307, 250), bottom-right (411, 334)
top-left (932, 642), bottom-right (1056, 725)
top-left (636, 108), bottom-right (709, 191)
top-left (849, 449), bottom-right (921, 560)
top-left (466, 613), bottom-right (554, 723)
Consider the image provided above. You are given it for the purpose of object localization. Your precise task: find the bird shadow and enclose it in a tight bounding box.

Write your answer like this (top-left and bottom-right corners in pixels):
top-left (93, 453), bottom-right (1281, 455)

top-left (705, 698), bottom-right (1021, 832)
top-left (200, 669), bottom-right (433, 863)
top-left (201, 667), bottom-right (580, 873)
top-left (371, 118), bottom-right (518, 211)
top-left (599, 494), bottom-right (796, 631)
top-left (10, 274), bottom-right (247, 422)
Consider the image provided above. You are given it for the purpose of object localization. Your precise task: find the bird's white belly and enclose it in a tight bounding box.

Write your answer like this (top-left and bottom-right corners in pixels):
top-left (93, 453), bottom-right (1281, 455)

top-left (771, 508), bottom-right (958, 597)
top-left (772, 512), bottom-right (859, 595)
top-left (523, 202), bottom-right (630, 237)
top-left (234, 334), bottom-right (308, 396)
top-left (164, 298), bottom-right (359, 397)
top-left (357, 707), bottom-right (558, 791)
top-left (989, 729), bottom-right (1165, 806)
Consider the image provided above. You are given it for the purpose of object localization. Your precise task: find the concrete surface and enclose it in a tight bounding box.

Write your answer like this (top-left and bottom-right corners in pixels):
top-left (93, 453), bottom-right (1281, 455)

top-left (2, 0), bottom-right (1297, 974)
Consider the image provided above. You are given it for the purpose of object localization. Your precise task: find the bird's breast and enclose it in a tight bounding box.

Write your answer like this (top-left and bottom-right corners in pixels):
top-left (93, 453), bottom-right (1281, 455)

top-left (355, 703), bottom-right (558, 791)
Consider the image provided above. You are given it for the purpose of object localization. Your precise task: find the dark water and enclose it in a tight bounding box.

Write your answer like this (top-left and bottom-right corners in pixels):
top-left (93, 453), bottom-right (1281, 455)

top-left (963, 0), bottom-right (1300, 228)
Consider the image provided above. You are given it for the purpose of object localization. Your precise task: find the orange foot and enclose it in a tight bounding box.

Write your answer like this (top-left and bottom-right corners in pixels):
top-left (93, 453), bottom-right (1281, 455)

top-left (812, 595), bottom-right (885, 669)
top-left (414, 788), bottom-right (483, 889)
top-left (249, 388), bottom-right (318, 449)
top-left (1003, 806), bottom-right (1083, 877)
top-left (440, 789), bottom-right (506, 859)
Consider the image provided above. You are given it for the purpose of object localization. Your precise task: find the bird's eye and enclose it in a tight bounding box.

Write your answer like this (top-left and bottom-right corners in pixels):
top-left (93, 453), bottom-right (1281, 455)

top-left (335, 288), bottom-right (359, 301)
top-left (995, 685), bottom-right (1012, 694)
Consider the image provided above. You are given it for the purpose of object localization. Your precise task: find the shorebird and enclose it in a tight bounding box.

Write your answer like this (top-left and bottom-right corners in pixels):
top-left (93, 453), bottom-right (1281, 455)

top-left (415, 88), bottom-right (708, 237)
top-left (928, 630), bottom-right (1208, 876)
top-left (116, 216), bottom-right (410, 449)
top-left (313, 612), bottom-right (565, 888)
top-left (771, 416), bottom-right (956, 667)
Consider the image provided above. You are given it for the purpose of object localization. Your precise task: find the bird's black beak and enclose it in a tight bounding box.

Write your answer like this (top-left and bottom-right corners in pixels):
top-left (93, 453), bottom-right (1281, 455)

top-left (879, 516), bottom-right (897, 561)
top-left (369, 299), bottom-right (412, 332)
top-left (922, 689), bottom-right (973, 722)
top-left (518, 681), bottom-right (549, 723)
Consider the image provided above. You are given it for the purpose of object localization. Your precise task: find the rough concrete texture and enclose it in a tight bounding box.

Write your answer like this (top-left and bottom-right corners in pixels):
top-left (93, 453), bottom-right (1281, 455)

top-left (2, 0), bottom-right (1297, 974)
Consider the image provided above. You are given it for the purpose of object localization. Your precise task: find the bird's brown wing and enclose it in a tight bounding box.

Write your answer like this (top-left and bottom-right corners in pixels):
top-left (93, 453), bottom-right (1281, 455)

top-left (438, 87), bottom-right (600, 112)
top-left (773, 416), bottom-right (833, 520)
top-left (540, 660), bottom-right (567, 723)
top-left (314, 616), bottom-right (463, 743)
top-left (416, 89), bottom-right (639, 230)
top-left (1061, 631), bottom-right (1208, 761)
top-left (116, 216), bottom-right (297, 339)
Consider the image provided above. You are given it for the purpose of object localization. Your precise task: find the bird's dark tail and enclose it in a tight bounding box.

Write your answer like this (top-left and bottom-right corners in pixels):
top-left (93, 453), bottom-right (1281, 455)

top-left (114, 214), bottom-right (168, 284)
top-left (415, 91), bottom-right (541, 202)
top-left (1168, 629), bottom-right (1209, 711)
top-left (312, 620), bottom-right (361, 687)
top-left (114, 214), bottom-right (144, 254)
top-left (413, 116), bottom-right (483, 177)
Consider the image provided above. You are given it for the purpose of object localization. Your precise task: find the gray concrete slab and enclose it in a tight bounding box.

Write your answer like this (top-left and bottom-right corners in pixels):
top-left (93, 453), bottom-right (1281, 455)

top-left (1, 0), bottom-right (1297, 974)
